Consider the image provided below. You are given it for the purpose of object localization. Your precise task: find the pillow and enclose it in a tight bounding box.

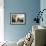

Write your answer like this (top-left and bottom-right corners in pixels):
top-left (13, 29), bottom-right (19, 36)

top-left (23, 32), bottom-right (34, 46)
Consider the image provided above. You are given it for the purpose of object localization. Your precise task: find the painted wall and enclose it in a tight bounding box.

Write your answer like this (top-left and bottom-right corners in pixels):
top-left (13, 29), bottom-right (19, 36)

top-left (4, 0), bottom-right (40, 42)
top-left (0, 0), bottom-right (4, 42)
top-left (40, 0), bottom-right (46, 45)
top-left (40, 0), bottom-right (46, 26)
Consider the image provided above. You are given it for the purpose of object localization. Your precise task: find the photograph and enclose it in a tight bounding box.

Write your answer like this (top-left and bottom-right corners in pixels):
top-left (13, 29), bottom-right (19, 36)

top-left (10, 13), bottom-right (26, 24)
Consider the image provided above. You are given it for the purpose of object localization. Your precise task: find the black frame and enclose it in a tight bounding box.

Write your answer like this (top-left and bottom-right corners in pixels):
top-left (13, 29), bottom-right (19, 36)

top-left (10, 13), bottom-right (26, 25)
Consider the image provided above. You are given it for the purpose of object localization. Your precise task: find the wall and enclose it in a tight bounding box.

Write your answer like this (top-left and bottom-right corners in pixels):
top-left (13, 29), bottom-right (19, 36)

top-left (4, 0), bottom-right (40, 42)
top-left (40, 0), bottom-right (46, 45)
top-left (40, 0), bottom-right (46, 26)
top-left (0, 0), bottom-right (4, 42)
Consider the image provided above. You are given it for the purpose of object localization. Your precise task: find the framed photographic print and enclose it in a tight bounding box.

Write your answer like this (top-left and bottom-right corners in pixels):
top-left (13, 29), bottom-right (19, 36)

top-left (10, 13), bottom-right (26, 24)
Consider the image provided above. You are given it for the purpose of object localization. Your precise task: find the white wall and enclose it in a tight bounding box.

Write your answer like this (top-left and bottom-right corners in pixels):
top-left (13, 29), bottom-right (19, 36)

top-left (40, 0), bottom-right (46, 9)
top-left (0, 0), bottom-right (4, 42)
top-left (40, 0), bottom-right (46, 45)
top-left (40, 0), bottom-right (46, 26)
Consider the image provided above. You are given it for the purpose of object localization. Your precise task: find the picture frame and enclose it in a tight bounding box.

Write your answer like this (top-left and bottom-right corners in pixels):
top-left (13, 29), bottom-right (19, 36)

top-left (10, 13), bottom-right (26, 25)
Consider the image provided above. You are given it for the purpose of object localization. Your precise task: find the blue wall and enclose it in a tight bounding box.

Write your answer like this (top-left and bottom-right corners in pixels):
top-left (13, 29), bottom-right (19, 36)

top-left (4, 0), bottom-right (40, 42)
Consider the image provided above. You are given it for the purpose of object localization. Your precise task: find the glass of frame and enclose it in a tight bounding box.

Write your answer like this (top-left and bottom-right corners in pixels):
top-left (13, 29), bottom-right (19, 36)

top-left (10, 13), bottom-right (26, 25)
